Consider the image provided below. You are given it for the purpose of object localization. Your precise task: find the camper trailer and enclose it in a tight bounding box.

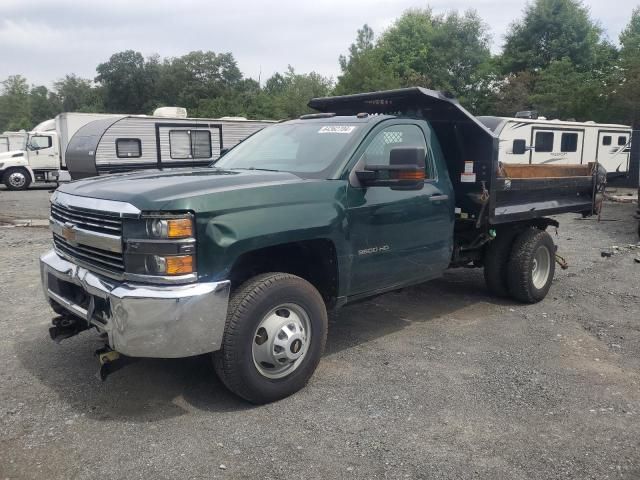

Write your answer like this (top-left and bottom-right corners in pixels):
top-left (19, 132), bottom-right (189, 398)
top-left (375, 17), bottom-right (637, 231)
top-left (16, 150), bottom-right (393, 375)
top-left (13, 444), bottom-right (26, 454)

top-left (0, 110), bottom-right (273, 189)
top-left (478, 116), bottom-right (632, 179)
top-left (64, 112), bottom-right (274, 179)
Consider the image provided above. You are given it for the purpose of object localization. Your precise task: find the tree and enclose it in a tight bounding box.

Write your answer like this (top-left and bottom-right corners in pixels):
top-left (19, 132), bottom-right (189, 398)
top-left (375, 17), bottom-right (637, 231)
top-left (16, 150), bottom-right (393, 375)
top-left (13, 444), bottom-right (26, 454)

top-left (0, 76), bottom-right (32, 131)
top-left (156, 51), bottom-right (243, 111)
top-left (95, 50), bottom-right (159, 113)
top-left (268, 67), bottom-right (333, 119)
top-left (335, 24), bottom-right (401, 95)
top-left (29, 86), bottom-right (61, 126)
top-left (378, 9), bottom-right (491, 98)
top-left (53, 74), bottom-right (103, 112)
top-left (612, 7), bottom-right (640, 128)
top-left (529, 58), bottom-right (604, 121)
top-left (502, 0), bottom-right (603, 73)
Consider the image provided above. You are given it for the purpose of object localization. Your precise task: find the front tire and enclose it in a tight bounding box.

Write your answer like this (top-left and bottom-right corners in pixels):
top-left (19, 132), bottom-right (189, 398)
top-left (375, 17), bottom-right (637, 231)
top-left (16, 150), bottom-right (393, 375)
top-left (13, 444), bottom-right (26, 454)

top-left (507, 228), bottom-right (556, 303)
top-left (214, 273), bottom-right (328, 404)
top-left (3, 167), bottom-right (31, 190)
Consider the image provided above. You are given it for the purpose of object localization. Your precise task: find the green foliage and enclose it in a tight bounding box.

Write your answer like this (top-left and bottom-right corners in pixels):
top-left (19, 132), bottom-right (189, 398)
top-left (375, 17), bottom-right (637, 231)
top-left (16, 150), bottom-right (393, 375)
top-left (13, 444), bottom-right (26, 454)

top-left (612, 7), bottom-right (640, 127)
top-left (0, 76), bottom-right (32, 131)
top-left (53, 75), bottom-right (103, 112)
top-left (335, 25), bottom-right (401, 95)
top-left (502, 0), bottom-right (603, 73)
top-left (335, 11), bottom-right (492, 111)
top-left (379, 9), bottom-right (492, 98)
top-left (96, 50), bottom-right (159, 113)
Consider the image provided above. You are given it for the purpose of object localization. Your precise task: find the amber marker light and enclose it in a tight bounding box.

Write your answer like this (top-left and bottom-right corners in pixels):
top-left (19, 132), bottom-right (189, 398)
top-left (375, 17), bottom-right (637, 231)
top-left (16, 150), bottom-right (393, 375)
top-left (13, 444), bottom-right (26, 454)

top-left (167, 218), bottom-right (194, 238)
top-left (165, 255), bottom-right (194, 275)
top-left (395, 170), bottom-right (426, 180)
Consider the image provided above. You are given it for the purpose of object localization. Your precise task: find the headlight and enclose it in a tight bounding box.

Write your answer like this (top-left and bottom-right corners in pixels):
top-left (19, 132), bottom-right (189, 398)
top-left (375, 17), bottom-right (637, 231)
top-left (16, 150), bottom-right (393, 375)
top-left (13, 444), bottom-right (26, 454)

top-left (146, 217), bottom-right (193, 239)
top-left (123, 212), bottom-right (197, 281)
top-left (145, 254), bottom-right (194, 275)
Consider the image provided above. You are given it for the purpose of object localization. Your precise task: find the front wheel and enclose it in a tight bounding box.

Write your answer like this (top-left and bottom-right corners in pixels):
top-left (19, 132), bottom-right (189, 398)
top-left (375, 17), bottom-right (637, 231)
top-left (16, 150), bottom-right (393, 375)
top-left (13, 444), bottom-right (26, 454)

top-left (3, 167), bottom-right (31, 190)
top-left (507, 228), bottom-right (556, 303)
top-left (214, 273), bottom-right (328, 404)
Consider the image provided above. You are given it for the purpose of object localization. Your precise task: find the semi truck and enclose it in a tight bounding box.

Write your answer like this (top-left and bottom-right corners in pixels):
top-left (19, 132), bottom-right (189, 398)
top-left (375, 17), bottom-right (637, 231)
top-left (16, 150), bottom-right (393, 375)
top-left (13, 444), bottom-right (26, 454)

top-left (39, 88), bottom-right (606, 404)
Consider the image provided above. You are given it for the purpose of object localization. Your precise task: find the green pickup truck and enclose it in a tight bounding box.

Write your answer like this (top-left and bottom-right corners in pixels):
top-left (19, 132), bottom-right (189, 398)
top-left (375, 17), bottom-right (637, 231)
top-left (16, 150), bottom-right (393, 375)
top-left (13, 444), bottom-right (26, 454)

top-left (40, 88), bottom-right (604, 403)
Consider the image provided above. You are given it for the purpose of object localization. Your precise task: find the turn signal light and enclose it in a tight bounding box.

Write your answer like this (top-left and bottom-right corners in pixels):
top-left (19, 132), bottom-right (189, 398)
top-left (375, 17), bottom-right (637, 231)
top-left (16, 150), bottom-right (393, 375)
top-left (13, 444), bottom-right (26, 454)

top-left (165, 255), bottom-right (194, 275)
top-left (395, 170), bottom-right (425, 180)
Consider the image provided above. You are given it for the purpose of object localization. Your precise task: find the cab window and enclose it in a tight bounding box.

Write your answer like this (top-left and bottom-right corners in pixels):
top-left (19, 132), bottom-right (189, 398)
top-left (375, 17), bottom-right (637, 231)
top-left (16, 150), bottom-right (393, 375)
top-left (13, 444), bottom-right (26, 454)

top-left (29, 135), bottom-right (52, 150)
top-left (618, 136), bottom-right (627, 146)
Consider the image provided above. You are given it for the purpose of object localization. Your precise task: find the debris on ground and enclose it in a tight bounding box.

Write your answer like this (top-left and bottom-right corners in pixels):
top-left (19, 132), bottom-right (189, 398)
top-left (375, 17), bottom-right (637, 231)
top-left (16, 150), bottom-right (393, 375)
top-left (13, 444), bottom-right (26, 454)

top-left (601, 242), bottom-right (640, 258)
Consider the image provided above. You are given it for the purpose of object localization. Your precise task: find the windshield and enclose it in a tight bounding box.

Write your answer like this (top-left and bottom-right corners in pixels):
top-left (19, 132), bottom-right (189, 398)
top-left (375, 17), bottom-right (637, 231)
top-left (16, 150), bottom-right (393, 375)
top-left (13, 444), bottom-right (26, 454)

top-left (214, 122), bottom-right (361, 178)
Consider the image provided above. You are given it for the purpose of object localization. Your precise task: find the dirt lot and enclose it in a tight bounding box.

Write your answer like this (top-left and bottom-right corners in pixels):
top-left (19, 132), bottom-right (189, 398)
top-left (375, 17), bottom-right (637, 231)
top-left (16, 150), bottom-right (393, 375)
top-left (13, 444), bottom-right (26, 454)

top-left (1, 188), bottom-right (639, 480)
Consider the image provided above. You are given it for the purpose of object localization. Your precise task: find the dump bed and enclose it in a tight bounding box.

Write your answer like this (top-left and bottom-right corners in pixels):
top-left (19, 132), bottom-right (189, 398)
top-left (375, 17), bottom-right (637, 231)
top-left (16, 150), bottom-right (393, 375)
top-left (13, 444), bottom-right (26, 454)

top-left (309, 88), bottom-right (602, 226)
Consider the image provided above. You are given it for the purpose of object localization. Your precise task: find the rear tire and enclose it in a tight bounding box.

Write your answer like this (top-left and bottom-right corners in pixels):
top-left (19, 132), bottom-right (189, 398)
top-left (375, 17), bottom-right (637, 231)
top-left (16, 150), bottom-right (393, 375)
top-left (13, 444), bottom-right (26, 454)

top-left (507, 228), bottom-right (556, 303)
top-left (483, 229), bottom-right (517, 297)
top-left (213, 273), bottom-right (328, 404)
top-left (3, 167), bottom-right (31, 190)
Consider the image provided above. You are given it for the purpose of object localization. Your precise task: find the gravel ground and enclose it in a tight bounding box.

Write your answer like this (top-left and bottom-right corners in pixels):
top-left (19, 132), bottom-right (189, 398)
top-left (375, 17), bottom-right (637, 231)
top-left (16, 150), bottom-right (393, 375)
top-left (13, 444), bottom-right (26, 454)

top-left (1, 189), bottom-right (639, 480)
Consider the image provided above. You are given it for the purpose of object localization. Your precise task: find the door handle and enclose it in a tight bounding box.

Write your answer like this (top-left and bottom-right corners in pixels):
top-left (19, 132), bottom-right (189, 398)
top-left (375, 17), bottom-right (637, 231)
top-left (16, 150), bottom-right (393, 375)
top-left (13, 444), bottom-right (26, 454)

top-left (429, 194), bottom-right (449, 202)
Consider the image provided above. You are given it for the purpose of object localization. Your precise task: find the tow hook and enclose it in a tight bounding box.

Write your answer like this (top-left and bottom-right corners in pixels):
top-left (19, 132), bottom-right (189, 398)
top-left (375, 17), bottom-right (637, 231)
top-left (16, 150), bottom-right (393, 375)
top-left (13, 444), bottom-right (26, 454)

top-left (95, 346), bottom-right (129, 381)
top-left (49, 315), bottom-right (87, 344)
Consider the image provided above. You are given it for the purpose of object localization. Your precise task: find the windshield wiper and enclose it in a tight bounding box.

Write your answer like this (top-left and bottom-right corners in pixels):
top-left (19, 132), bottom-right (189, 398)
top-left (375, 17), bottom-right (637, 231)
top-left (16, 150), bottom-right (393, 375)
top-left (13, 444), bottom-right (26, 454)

top-left (231, 167), bottom-right (281, 172)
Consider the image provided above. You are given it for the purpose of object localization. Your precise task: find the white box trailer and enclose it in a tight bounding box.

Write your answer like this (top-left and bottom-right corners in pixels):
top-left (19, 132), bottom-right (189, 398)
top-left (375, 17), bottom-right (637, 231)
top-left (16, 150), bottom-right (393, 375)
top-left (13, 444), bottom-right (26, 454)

top-left (64, 113), bottom-right (275, 179)
top-left (478, 116), bottom-right (633, 179)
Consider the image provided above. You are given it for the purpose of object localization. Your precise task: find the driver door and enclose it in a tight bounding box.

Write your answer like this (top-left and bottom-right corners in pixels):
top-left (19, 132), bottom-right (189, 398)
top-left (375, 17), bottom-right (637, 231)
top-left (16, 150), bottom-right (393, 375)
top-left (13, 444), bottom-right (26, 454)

top-left (28, 134), bottom-right (58, 170)
top-left (346, 122), bottom-right (453, 297)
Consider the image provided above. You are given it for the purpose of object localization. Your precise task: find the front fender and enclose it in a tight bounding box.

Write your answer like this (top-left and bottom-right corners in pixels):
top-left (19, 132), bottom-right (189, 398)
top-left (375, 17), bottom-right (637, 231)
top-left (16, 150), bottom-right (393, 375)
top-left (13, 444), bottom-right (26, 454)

top-left (0, 155), bottom-right (35, 182)
top-left (194, 180), bottom-right (349, 283)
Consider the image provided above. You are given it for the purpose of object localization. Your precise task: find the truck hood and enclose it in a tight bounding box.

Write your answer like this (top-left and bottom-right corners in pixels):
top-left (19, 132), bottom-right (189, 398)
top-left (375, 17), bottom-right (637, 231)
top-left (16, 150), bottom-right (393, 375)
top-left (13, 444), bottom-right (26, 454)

top-left (0, 149), bottom-right (26, 160)
top-left (57, 168), bottom-right (307, 210)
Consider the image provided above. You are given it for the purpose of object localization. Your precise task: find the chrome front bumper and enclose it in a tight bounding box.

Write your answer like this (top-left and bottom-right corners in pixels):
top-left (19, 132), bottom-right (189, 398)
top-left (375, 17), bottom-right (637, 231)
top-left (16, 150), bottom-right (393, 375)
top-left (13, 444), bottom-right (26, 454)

top-left (40, 249), bottom-right (231, 358)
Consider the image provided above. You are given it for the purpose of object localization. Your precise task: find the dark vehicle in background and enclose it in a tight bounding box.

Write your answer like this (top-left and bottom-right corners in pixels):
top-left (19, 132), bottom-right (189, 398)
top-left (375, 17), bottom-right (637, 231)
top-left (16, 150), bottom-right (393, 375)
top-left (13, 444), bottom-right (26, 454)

top-left (39, 88), bottom-right (605, 403)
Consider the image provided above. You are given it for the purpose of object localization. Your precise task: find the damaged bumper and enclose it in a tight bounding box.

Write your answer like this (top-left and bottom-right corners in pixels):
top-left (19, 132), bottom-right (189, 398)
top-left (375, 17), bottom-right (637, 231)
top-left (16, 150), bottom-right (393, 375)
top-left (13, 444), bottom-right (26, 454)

top-left (39, 249), bottom-right (230, 358)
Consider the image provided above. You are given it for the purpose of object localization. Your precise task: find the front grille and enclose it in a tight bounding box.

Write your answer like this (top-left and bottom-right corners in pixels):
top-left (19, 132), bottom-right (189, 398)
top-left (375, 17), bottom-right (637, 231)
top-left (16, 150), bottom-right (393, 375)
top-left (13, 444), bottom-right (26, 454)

top-left (51, 201), bottom-right (125, 275)
top-left (53, 234), bottom-right (125, 273)
top-left (51, 203), bottom-right (122, 235)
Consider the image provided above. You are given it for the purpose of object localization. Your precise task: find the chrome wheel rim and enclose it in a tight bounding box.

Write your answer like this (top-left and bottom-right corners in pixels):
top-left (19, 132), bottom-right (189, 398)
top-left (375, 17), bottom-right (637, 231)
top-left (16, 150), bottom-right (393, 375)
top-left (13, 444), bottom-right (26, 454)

top-left (8, 171), bottom-right (26, 188)
top-left (252, 303), bottom-right (311, 379)
top-left (532, 245), bottom-right (551, 289)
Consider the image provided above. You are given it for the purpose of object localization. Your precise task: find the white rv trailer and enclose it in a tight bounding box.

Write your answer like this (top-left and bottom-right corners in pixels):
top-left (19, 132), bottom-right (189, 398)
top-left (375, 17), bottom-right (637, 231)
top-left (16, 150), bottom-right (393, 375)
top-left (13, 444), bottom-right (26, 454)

top-left (65, 113), bottom-right (275, 179)
top-left (0, 110), bottom-right (274, 189)
top-left (478, 116), bottom-right (632, 178)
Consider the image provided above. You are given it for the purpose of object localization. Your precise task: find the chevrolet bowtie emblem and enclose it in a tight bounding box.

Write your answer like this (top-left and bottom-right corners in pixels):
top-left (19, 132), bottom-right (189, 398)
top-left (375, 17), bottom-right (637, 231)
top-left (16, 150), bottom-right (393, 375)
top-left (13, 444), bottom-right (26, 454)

top-left (62, 223), bottom-right (77, 243)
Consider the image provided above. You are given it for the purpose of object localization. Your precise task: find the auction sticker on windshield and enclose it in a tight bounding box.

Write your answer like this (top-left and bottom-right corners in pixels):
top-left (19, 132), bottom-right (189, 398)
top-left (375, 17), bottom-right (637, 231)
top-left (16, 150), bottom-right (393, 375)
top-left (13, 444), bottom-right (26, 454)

top-left (318, 126), bottom-right (357, 134)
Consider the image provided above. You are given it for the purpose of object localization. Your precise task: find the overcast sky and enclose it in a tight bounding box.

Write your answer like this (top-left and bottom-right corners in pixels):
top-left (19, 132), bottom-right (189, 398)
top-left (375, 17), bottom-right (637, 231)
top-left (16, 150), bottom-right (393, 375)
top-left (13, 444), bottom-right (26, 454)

top-left (0, 0), bottom-right (636, 88)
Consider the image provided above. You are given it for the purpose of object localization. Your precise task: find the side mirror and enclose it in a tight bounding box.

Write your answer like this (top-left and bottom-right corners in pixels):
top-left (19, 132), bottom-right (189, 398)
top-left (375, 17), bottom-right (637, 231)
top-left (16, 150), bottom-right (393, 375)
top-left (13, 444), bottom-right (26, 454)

top-left (512, 139), bottom-right (527, 155)
top-left (356, 147), bottom-right (425, 190)
top-left (220, 147), bottom-right (230, 157)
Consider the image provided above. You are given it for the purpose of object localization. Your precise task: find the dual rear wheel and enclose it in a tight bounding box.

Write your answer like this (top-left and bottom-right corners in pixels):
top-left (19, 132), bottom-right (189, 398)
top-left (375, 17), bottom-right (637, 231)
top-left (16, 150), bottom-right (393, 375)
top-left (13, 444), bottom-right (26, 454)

top-left (484, 227), bottom-right (556, 303)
